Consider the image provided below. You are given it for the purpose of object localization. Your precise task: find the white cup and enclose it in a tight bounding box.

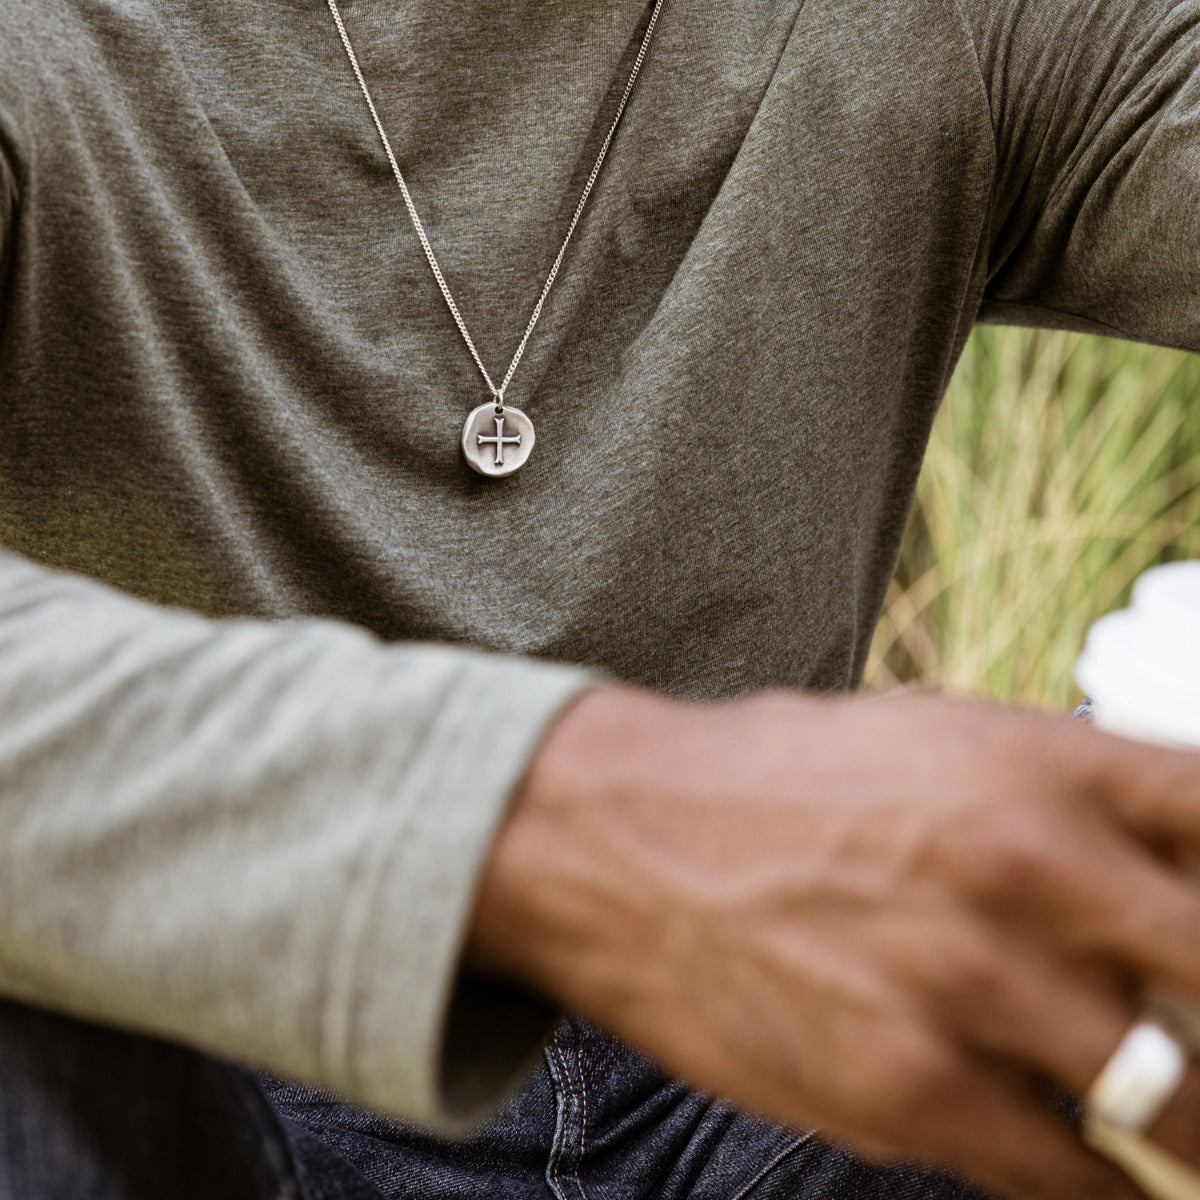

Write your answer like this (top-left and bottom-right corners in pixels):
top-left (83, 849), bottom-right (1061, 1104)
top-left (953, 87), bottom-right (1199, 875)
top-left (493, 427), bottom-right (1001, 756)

top-left (1076, 562), bottom-right (1200, 750)
top-left (1075, 562), bottom-right (1200, 1200)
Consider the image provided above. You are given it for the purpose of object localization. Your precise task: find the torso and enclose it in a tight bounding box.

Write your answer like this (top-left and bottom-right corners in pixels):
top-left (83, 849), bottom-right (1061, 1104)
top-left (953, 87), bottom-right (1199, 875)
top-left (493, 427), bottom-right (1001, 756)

top-left (0, 0), bottom-right (993, 695)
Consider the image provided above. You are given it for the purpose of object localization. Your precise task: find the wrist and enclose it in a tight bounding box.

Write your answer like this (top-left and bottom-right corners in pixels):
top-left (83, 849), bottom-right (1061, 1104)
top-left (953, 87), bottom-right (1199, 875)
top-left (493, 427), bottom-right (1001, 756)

top-left (463, 682), bottom-right (690, 1023)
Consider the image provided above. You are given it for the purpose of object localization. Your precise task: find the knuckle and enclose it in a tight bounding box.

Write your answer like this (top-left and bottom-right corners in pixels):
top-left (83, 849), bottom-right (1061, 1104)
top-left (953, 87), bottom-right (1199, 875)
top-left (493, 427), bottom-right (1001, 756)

top-left (966, 825), bottom-right (1062, 905)
top-left (940, 938), bottom-right (1010, 1009)
top-left (868, 1028), bottom-right (964, 1120)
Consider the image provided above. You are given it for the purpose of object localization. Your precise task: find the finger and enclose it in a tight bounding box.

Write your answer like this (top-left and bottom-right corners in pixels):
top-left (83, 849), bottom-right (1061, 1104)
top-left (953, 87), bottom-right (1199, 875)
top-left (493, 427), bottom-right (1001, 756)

top-left (1146, 1067), bottom-right (1200, 1172)
top-left (1090, 729), bottom-right (1200, 858)
top-left (1086, 848), bottom-right (1200, 1009)
top-left (885, 1051), bottom-right (1142, 1200)
top-left (923, 924), bottom-right (1132, 1095)
top-left (968, 806), bottom-right (1200, 1019)
top-left (932, 928), bottom-right (1200, 1176)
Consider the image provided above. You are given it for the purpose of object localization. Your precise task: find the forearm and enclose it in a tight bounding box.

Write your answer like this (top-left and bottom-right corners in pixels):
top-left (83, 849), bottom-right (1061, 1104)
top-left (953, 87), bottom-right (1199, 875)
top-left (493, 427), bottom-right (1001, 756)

top-left (0, 549), bottom-right (594, 1126)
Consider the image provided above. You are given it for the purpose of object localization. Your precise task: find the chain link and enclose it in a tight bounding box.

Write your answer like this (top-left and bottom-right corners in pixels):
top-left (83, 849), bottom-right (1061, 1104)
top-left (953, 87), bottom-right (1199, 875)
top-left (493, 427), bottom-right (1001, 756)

top-left (325, 0), bottom-right (668, 408)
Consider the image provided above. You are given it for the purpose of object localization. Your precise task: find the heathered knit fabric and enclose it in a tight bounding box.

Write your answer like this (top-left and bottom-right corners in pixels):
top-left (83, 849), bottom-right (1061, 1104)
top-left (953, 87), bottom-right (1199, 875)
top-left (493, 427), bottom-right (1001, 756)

top-left (0, 0), bottom-right (1196, 1128)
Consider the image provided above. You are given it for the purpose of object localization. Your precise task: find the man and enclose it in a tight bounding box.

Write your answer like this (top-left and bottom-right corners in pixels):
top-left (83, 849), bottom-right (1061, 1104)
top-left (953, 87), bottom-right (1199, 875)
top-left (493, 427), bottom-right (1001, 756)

top-left (0, 0), bottom-right (1198, 1197)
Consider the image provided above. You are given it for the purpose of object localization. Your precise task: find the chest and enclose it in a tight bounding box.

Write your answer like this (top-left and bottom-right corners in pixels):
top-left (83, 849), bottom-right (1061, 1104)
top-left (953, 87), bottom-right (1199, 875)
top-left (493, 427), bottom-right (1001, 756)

top-left (0, 0), bottom-right (995, 693)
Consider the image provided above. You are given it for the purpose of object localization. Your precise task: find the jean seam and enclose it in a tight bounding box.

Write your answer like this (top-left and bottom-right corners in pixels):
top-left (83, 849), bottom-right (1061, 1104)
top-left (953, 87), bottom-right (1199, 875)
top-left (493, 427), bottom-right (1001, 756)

top-left (549, 1032), bottom-right (595, 1200)
top-left (544, 1039), bottom-right (573, 1200)
top-left (546, 1025), bottom-right (819, 1200)
top-left (574, 1037), bottom-right (593, 1200)
top-left (556, 1040), bottom-right (593, 1200)
top-left (726, 1130), bottom-right (817, 1200)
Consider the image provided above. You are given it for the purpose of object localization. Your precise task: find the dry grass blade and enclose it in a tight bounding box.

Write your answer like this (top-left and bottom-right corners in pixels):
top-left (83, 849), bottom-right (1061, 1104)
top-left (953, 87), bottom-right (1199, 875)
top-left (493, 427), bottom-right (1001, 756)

top-left (866, 328), bottom-right (1200, 708)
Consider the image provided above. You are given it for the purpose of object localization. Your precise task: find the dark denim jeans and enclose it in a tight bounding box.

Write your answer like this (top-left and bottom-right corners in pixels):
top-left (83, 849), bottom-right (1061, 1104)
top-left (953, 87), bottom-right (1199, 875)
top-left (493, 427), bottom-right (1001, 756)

top-left (0, 997), bottom-right (1005, 1200)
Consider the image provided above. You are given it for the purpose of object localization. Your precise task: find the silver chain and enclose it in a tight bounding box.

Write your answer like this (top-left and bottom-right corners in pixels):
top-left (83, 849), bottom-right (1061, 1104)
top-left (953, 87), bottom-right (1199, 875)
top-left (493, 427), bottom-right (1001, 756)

top-left (325, 0), bottom-right (668, 408)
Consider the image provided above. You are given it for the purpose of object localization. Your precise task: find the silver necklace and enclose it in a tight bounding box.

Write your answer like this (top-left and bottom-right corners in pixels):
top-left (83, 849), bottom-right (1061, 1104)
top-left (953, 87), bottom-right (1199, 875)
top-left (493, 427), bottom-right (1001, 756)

top-left (325, 0), bottom-right (669, 478)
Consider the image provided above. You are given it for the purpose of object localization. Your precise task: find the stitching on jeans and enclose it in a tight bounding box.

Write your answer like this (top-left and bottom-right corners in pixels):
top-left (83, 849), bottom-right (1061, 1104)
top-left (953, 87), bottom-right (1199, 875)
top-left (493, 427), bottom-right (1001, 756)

top-left (553, 1041), bottom-right (593, 1200)
top-left (547, 1039), bottom-right (592, 1200)
top-left (548, 1030), bottom-right (816, 1200)
top-left (568, 1039), bottom-right (593, 1200)
top-left (727, 1130), bottom-right (817, 1200)
top-left (544, 1040), bottom-right (571, 1200)
top-left (552, 1044), bottom-right (573, 1200)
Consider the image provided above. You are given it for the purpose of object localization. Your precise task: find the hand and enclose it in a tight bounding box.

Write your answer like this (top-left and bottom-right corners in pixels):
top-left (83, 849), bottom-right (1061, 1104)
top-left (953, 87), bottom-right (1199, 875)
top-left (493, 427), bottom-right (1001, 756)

top-left (467, 686), bottom-right (1200, 1200)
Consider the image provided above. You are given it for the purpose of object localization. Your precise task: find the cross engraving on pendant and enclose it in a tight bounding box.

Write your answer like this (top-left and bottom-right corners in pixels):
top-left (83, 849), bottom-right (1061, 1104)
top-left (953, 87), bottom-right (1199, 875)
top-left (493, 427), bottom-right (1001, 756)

top-left (477, 413), bottom-right (523, 467)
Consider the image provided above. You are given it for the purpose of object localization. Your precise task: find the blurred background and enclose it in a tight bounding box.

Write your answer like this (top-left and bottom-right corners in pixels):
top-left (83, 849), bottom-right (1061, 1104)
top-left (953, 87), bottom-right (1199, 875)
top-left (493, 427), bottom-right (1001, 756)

top-left (865, 328), bottom-right (1200, 710)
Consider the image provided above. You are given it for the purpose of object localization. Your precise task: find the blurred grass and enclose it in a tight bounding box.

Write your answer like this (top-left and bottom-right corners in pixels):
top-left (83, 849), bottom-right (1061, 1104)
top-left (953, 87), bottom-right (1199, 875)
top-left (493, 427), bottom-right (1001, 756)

top-left (865, 327), bottom-right (1200, 709)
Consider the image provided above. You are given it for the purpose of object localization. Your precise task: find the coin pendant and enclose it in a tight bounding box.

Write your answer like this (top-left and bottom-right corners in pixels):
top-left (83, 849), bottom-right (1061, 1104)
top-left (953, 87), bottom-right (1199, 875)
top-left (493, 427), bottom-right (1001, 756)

top-left (462, 403), bottom-right (536, 478)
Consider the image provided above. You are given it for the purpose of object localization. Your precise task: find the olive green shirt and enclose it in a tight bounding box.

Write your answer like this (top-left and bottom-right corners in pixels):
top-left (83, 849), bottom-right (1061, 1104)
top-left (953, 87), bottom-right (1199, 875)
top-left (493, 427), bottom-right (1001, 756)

top-left (0, 0), bottom-right (1196, 1127)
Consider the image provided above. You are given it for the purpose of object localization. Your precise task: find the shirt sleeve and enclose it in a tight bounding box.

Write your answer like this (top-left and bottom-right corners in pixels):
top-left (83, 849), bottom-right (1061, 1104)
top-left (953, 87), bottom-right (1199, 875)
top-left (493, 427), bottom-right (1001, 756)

top-left (957, 0), bottom-right (1200, 350)
top-left (0, 549), bottom-right (594, 1130)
